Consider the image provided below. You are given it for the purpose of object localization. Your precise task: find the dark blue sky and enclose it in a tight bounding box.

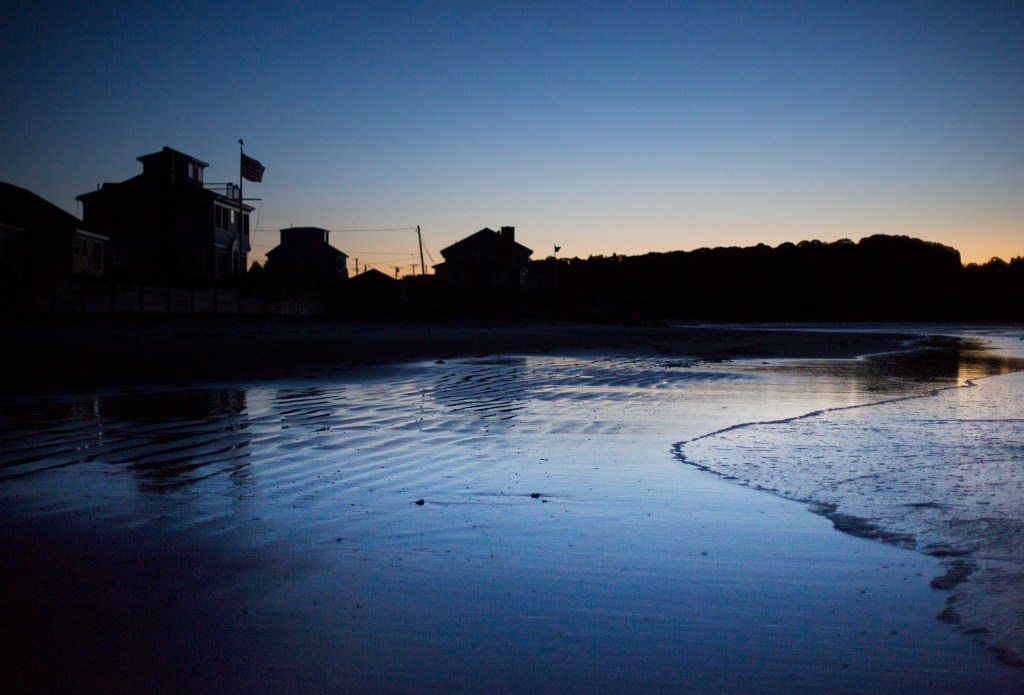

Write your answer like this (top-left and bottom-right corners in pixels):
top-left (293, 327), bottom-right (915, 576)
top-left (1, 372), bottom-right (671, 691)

top-left (2, 1), bottom-right (1021, 270)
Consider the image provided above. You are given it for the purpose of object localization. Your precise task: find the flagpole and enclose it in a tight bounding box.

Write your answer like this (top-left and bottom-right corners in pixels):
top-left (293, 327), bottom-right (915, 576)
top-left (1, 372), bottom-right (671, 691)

top-left (238, 139), bottom-right (244, 276)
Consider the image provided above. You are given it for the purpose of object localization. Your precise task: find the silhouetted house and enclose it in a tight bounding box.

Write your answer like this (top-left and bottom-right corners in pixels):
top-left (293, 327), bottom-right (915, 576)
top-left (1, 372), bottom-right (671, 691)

top-left (433, 226), bottom-right (532, 293)
top-left (1, 181), bottom-right (107, 310)
top-left (347, 268), bottom-right (404, 312)
top-left (349, 267), bottom-right (399, 291)
top-left (76, 147), bottom-right (252, 283)
top-left (264, 226), bottom-right (348, 283)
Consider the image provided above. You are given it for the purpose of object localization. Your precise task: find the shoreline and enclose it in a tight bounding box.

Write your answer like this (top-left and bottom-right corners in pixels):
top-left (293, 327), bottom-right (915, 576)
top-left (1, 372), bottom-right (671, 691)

top-left (1, 316), bottom-right (919, 395)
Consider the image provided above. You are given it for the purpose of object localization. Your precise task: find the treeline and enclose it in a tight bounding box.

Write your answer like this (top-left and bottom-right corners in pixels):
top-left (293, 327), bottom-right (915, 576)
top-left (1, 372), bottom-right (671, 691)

top-left (535, 235), bottom-right (1024, 322)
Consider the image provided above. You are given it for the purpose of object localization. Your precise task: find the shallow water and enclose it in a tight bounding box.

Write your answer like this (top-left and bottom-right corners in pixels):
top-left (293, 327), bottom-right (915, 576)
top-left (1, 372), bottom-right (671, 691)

top-left (677, 329), bottom-right (1024, 668)
top-left (2, 329), bottom-right (1023, 692)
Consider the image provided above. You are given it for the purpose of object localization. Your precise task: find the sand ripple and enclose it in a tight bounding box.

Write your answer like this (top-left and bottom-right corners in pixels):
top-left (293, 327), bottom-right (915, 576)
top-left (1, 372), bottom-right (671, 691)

top-left (0, 356), bottom-right (736, 518)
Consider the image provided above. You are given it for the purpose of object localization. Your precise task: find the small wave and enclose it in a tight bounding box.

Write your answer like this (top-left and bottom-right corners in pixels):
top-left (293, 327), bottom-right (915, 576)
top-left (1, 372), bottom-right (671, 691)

top-left (674, 370), bottom-right (1024, 667)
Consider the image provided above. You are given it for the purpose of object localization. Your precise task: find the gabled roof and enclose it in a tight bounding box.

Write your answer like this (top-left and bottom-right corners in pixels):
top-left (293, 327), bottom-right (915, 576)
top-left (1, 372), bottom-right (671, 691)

top-left (0, 180), bottom-right (83, 231)
top-left (440, 227), bottom-right (533, 259)
top-left (349, 268), bottom-right (398, 286)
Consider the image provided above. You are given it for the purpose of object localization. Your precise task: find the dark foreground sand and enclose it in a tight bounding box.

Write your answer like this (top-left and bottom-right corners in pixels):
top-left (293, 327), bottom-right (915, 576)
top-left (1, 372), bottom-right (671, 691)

top-left (1, 316), bottom-right (914, 393)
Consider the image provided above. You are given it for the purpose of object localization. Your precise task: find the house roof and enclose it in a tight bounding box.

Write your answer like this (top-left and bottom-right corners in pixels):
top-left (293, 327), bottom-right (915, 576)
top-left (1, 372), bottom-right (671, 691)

top-left (265, 243), bottom-right (347, 260)
top-left (137, 146), bottom-right (209, 168)
top-left (77, 147), bottom-right (253, 211)
top-left (75, 179), bottom-right (141, 202)
top-left (282, 226), bottom-right (329, 234)
top-left (76, 174), bottom-right (254, 212)
top-left (349, 268), bottom-right (398, 286)
top-left (0, 180), bottom-right (84, 232)
top-left (439, 227), bottom-right (533, 259)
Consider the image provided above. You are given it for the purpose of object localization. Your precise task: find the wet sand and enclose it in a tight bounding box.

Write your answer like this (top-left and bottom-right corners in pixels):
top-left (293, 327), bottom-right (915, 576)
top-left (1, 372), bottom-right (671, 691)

top-left (2, 320), bottom-right (1022, 693)
top-left (1, 317), bottom-right (913, 393)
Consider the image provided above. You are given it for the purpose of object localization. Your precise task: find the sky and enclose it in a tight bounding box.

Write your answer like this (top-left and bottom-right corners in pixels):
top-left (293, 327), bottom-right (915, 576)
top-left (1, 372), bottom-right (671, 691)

top-left (2, 1), bottom-right (1022, 274)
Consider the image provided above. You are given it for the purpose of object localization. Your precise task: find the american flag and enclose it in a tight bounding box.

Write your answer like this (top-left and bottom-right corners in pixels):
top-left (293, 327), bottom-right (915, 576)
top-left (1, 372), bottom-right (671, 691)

top-left (241, 153), bottom-right (265, 182)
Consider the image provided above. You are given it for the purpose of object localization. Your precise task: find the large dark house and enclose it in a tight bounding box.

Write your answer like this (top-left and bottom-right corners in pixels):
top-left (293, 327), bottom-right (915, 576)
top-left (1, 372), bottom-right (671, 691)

top-left (77, 147), bottom-right (252, 283)
top-left (1, 181), bottom-right (108, 310)
top-left (264, 226), bottom-right (348, 282)
top-left (433, 226), bottom-right (532, 293)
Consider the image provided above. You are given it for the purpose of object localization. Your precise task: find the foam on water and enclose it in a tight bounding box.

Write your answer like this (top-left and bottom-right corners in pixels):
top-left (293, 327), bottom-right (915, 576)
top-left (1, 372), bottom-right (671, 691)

top-left (676, 330), bottom-right (1024, 665)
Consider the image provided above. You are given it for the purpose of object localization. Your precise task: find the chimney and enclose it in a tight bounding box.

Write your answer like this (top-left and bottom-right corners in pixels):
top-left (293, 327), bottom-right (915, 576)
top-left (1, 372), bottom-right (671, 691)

top-left (500, 226), bottom-right (515, 243)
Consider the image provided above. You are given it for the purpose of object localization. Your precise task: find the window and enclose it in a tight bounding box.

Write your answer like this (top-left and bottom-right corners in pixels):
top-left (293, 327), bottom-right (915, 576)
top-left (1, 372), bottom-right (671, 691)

top-left (188, 162), bottom-right (203, 184)
top-left (215, 205), bottom-right (238, 230)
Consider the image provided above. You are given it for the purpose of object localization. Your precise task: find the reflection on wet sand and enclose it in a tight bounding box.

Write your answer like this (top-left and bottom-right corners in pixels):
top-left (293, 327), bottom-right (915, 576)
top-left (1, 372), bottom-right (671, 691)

top-left (0, 389), bottom-right (251, 493)
top-left (759, 338), bottom-right (1024, 394)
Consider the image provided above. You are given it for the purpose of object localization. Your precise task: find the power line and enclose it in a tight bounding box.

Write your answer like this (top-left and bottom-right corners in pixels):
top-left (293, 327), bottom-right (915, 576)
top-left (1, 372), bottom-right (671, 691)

top-left (343, 250), bottom-right (416, 255)
top-left (250, 224), bottom-right (436, 274)
top-left (254, 227), bottom-right (416, 234)
top-left (252, 200), bottom-right (262, 243)
top-left (357, 255), bottom-right (417, 266)
top-left (330, 227), bottom-right (417, 233)
top-left (422, 243), bottom-right (437, 266)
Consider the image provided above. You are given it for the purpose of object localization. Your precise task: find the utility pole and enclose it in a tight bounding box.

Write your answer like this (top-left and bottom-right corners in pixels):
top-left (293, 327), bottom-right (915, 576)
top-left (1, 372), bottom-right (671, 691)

top-left (417, 225), bottom-right (425, 276)
top-left (394, 267), bottom-right (401, 278)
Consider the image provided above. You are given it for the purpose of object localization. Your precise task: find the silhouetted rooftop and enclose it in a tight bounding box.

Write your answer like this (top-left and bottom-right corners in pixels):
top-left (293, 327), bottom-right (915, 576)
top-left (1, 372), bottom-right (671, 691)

top-left (0, 180), bottom-right (84, 231)
top-left (439, 227), bottom-right (533, 259)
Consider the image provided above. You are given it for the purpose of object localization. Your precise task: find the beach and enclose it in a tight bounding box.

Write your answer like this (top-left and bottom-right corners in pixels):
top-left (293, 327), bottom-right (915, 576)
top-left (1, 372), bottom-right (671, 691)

top-left (1, 317), bottom-right (914, 393)
top-left (2, 319), bottom-right (1023, 693)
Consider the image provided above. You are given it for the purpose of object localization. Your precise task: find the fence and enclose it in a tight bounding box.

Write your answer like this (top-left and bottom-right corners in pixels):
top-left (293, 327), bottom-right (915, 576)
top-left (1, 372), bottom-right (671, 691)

top-left (44, 281), bottom-right (268, 316)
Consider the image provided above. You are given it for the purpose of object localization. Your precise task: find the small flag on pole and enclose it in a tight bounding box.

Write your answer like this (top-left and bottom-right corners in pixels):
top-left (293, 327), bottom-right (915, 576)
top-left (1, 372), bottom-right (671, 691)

top-left (241, 153), bottom-right (265, 182)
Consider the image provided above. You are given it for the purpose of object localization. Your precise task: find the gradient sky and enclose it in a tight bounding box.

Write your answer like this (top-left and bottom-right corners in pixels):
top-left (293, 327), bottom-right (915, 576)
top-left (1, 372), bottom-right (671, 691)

top-left (2, 1), bottom-right (1022, 273)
